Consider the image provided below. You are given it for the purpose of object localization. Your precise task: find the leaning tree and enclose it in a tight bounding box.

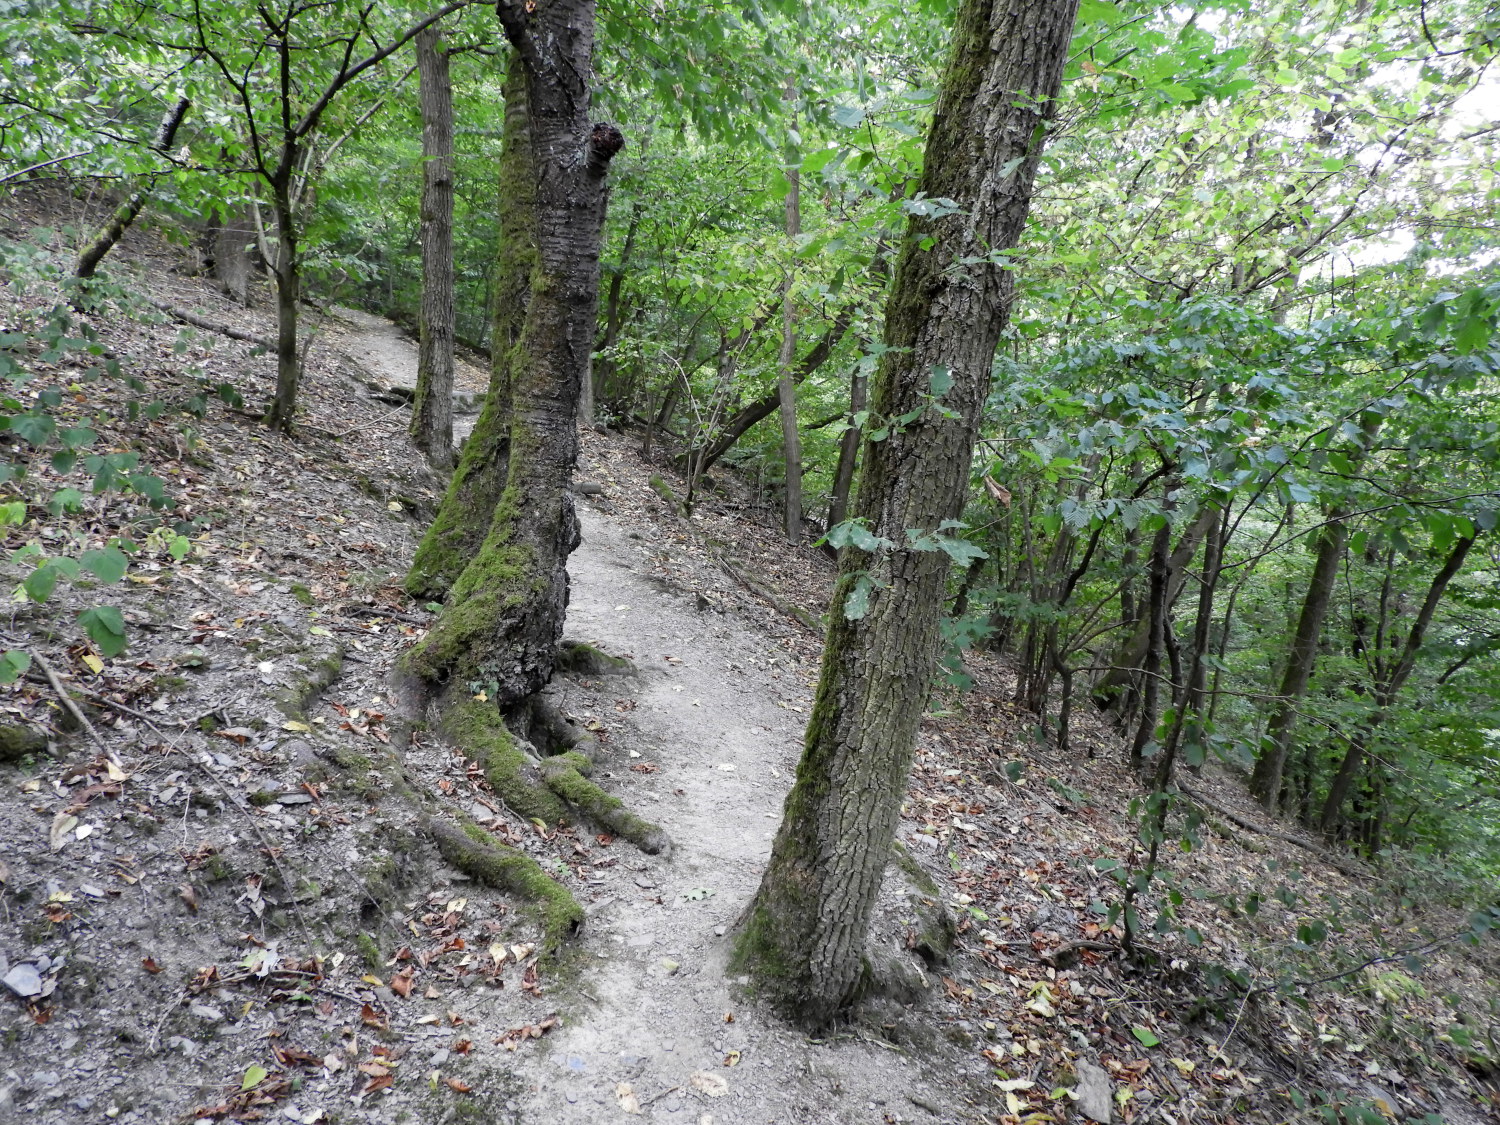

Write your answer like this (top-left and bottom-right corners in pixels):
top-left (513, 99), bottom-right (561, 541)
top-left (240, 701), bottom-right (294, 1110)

top-left (731, 0), bottom-right (1083, 1027)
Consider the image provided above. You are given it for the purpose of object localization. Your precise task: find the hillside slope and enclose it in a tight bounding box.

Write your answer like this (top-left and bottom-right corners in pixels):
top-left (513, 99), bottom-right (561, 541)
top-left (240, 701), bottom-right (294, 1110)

top-left (0, 196), bottom-right (1495, 1125)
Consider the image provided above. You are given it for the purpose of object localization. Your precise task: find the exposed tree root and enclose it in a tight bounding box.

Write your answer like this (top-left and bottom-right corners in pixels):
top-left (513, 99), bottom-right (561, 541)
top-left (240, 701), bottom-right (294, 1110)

top-left (527, 695), bottom-right (671, 856)
top-left (424, 814), bottom-right (583, 953)
top-left (431, 675), bottom-right (672, 857)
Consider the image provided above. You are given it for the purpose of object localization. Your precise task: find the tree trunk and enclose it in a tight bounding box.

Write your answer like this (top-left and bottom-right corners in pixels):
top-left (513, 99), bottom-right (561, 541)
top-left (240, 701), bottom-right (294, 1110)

top-left (212, 202), bottom-right (255, 305)
top-left (594, 200), bottom-right (640, 409)
top-left (74, 96), bottom-right (192, 284)
top-left (406, 56), bottom-right (536, 600)
top-left (1091, 503), bottom-right (1218, 718)
top-left (777, 85), bottom-right (803, 544)
top-left (410, 24), bottom-right (457, 470)
top-left (264, 169), bottom-right (302, 432)
top-left (826, 364), bottom-right (867, 531)
top-left (1318, 534), bottom-right (1476, 834)
top-left (1250, 511), bottom-right (1348, 811)
top-left (731, 0), bottom-right (1080, 1028)
top-left (405, 2), bottom-right (622, 705)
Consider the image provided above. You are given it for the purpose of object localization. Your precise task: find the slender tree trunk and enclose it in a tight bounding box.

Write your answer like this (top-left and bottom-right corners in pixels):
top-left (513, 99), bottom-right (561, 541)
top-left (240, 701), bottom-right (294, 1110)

top-left (827, 363), bottom-right (866, 530)
top-left (1250, 512), bottom-right (1349, 810)
top-left (731, 0), bottom-right (1080, 1028)
top-left (777, 86), bottom-right (803, 544)
top-left (1092, 503), bottom-right (1217, 718)
top-left (594, 200), bottom-right (640, 408)
top-left (264, 167), bottom-right (302, 432)
top-left (1318, 534), bottom-right (1476, 834)
top-left (407, 56), bottom-right (536, 600)
top-left (1130, 516), bottom-right (1173, 769)
top-left (411, 24), bottom-right (457, 470)
top-left (74, 96), bottom-right (192, 283)
top-left (405, 1), bottom-right (622, 704)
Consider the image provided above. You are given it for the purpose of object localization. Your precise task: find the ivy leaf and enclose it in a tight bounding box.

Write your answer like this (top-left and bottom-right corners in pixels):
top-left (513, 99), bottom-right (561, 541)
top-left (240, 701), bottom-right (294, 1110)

top-left (0, 649), bottom-right (31, 684)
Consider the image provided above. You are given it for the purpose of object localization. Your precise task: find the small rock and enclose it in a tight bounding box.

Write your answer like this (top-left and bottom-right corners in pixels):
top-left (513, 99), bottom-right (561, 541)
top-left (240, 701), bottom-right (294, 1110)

top-left (713, 925), bottom-right (726, 937)
top-left (664, 1095), bottom-right (682, 1112)
top-left (188, 1003), bottom-right (225, 1023)
top-left (1075, 1059), bottom-right (1112, 1123)
top-left (2, 963), bottom-right (43, 999)
top-left (429, 1049), bottom-right (449, 1067)
top-left (276, 793), bottom-right (313, 806)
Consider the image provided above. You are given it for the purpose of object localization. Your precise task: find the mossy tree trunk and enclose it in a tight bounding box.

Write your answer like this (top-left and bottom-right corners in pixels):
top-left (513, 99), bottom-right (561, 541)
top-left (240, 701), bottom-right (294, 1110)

top-left (731, 0), bottom-right (1081, 1029)
top-left (411, 23), bottom-right (457, 471)
top-left (406, 59), bottom-right (537, 600)
top-left (405, 1), bottom-right (622, 705)
top-left (74, 96), bottom-right (192, 286)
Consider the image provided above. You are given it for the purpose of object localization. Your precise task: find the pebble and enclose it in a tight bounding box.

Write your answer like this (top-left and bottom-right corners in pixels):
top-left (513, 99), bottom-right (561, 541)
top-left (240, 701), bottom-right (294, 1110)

top-left (189, 1003), bottom-right (225, 1022)
top-left (429, 1049), bottom-right (450, 1067)
top-left (664, 1095), bottom-right (682, 1112)
top-left (277, 793), bottom-right (313, 806)
top-left (2, 963), bottom-right (43, 998)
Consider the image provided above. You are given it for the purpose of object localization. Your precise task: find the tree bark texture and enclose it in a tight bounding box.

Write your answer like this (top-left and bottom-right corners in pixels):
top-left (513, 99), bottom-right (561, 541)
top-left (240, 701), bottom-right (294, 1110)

top-left (264, 167), bottom-right (302, 432)
top-left (406, 59), bottom-right (536, 600)
top-left (732, 0), bottom-right (1080, 1028)
top-left (411, 24), bottom-right (457, 470)
top-left (74, 96), bottom-right (191, 283)
top-left (405, 2), bottom-right (621, 705)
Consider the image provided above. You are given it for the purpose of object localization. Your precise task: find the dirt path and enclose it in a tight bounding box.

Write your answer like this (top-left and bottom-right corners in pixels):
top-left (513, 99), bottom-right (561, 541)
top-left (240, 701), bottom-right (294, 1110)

top-left (323, 316), bottom-right (956, 1122)
top-left (518, 502), bottom-right (946, 1122)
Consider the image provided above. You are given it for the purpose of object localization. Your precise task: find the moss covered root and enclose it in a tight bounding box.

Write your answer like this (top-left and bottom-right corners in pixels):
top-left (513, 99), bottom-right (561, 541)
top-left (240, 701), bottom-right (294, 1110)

top-left (555, 639), bottom-right (637, 678)
top-left (442, 696), bottom-right (567, 824)
top-left (424, 815), bottom-right (583, 953)
top-left (539, 750), bottom-right (671, 856)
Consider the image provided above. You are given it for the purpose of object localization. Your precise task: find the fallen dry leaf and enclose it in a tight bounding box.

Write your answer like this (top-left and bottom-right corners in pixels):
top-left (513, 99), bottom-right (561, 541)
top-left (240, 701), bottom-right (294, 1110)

top-left (616, 1082), bottom-right (642, 1114)
top-left (690, 1071), bottom-right (728, 1097)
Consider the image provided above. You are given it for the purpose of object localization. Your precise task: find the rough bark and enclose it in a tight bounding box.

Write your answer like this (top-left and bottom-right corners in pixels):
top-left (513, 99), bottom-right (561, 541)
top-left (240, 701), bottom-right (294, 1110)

top-left (211, 202), bottom-right (255, 305)
top-left (731, 0), bottom-right (1080, 1028)
top-left (410, 24), bottom-right (457, 470)
top-left (405, 59), bottom-right (535, 600)
top-left (404, 1), bottom-right (621, 705)
top-left (74, 97), bottom-right (191, 284)
top-left (264, 167), bottom-right (302, 432)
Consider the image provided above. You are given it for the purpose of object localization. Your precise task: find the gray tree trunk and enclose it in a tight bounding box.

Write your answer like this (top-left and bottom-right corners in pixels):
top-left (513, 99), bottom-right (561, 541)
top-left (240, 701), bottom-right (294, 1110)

top-left (731, 0), bottom-right (1081, 1028)
top-left (404, 0), bottom-right (622, 705)
top-left (411, 24), bottom-right (457, 470)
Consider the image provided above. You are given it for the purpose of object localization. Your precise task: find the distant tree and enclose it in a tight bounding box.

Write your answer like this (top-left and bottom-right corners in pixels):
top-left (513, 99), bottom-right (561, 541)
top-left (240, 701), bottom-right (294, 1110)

top-left (410, 21), bottom-right (457, 469)
top-left (731, 0), bottom-right (1082, 1026)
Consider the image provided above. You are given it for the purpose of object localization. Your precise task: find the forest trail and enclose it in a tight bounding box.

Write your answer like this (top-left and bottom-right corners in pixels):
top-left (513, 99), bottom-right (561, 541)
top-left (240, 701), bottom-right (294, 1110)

top-left (334, 314), bottom-right (950, 1121)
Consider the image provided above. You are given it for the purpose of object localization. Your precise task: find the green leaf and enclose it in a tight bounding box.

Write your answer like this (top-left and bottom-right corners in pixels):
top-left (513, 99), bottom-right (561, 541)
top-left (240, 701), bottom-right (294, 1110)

top-left (844, 573), bottom-right (876, 620)
top-left (78, 605), bottom-right (127, 657)
top-left (79, 546), bottom-right (129, 584)
top-left (830, 104), bottom-right (865, 128)
top-left (0, 500), bottom-right (25, 526)
top-left (241, 1065), bottom-right (269, 1091)
top-left (1131, 1025), bottom-right (1161, 1047)
top-left (0, 649), bottom-right (31, 684)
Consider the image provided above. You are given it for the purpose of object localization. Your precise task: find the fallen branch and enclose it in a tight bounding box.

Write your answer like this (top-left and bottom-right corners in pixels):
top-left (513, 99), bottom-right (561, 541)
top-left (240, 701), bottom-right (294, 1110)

top-left (143, 296), bottom-right (274, 349)
top-left (1177, 782), bottom-right (1364, 879)
top-left (714, 553), bottom-right (821, 634)
top-left (30, 651), bottom-right (126, 772)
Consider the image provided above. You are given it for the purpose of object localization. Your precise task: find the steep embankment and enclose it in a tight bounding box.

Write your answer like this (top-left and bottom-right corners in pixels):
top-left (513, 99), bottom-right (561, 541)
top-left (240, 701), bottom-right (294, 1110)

top-left (0, 201), bottom-right (1495, 1125)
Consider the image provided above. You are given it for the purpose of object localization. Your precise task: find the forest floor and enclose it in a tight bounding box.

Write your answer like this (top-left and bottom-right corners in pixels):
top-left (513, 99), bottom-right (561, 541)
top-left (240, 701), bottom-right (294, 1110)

top-left (0, 198), bottom-right (1497, 1125)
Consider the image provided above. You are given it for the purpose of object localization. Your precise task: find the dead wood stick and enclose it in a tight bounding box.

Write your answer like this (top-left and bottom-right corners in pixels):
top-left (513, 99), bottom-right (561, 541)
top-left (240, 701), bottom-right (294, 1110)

top-left (143, 296), bottom-right (274, 348)
top-left (1176, 782), bottom-right (1364, 879)
top-left (31, 651), bottom-right (125, 771)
